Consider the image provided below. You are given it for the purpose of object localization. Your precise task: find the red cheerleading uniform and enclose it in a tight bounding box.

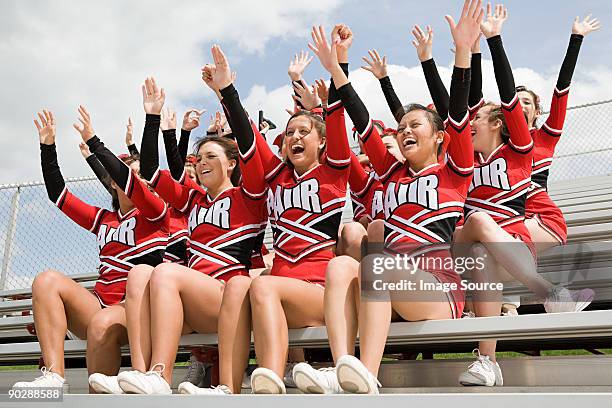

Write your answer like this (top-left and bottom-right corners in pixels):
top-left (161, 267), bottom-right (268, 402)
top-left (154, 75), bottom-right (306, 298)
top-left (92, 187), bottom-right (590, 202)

top-left (147, 84), bottom-right (268, 282)
top-left (524, 34), bottom-right (584, 244)
top-left (42, 143), bottom-right (169, 307)
top-left (349, 153), bottom-right (384, 223)
top-left (342, 64), bottom-right (476, 319)
top-left (466, 35), bottom-right (534, 250)
top-left (248, 87), bottom-right (351, 284)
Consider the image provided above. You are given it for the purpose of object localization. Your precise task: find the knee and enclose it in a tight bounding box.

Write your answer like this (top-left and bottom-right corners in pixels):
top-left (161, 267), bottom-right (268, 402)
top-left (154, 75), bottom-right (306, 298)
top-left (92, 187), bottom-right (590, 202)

top-left (340, 222), bottom-right (367, 245)
top-left (149, 263), bottom-right (179, 290)
top-left (366, 220), bottom-right (384, 243)
top-left (32, 269), bottom-right (64, 296)
top-left (126, 265), bottom-right (154, 299)
top-left (87, 312), bottom-right (123, 345)
top-left (325, 256), bottom-right (359, 287)
top-left (465, 212), bottom-right (496, 236)
top-left (223, 276), bottom-right (252, 303)
top-left (249, 276), bottom-right (275, 306)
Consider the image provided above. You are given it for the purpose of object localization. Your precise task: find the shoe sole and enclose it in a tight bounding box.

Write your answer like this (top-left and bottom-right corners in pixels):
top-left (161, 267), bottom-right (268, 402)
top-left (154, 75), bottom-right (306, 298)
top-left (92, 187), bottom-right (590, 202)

top-left (336, 362), bottom-right (373, 394)
top-left (459, 373), bottom-right (496, 387)
top-left (293, 371), bottom-right (326, 394)
top-left (90, 381), bottom-right (121, 394)
top-left (251, 374), bottom-right (285, 394)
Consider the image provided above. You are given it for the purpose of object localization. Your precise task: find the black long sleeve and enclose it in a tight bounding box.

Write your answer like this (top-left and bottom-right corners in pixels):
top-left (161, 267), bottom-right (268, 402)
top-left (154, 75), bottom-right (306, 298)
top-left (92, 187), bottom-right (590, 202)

top-left (448, 67), bottom-right (471, 122)
top-left (337, 83), bottom-right (370, 134)
top-left (421, 58), bottom-right (450, 121)
top-left (86, 136), bottom-right (130, 190)
top-left (178, 129), bottom-right (191, 162)
top-left (139, 114), bottom-right (161, 181)
top-left (328, 63), bottom-right (349, 106)
top-left (40, 143), bottom-right (65, 203)
top-left (557, 34), bottom-right (583, 90)
top-left (85, 154), bottom-right (113, 195)
top-left (292, 79), bottom-right (307, 110)
top-left (162, 129), bottom-right (185, 181)
top-left (487, 35), bottom-right (516, 104)
top-left (469, 53), bottom-right (483, 109)
top-left (378, 76), bottom-right (404, 123)
top-left (127, 144), bottom-right (139, 156)
top-left (219, 84), bottom-right (255, 156)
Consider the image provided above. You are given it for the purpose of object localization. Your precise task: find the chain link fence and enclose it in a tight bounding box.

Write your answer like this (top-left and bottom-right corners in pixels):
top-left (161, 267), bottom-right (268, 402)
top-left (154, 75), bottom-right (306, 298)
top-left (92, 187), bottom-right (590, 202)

top-left (0, 99), bottom-right (611, 292)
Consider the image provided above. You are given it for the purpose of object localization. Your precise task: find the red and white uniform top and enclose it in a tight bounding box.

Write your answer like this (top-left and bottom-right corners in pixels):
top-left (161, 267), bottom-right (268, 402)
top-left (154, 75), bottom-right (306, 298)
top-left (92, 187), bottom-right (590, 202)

top-left (349, 152), bottom-right (384, 223)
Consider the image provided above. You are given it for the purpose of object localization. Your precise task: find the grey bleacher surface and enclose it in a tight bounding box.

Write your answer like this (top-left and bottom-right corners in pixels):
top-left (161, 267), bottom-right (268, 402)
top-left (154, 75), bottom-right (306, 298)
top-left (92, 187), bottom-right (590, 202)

top-left (1, 175), bottom-right (612, 390)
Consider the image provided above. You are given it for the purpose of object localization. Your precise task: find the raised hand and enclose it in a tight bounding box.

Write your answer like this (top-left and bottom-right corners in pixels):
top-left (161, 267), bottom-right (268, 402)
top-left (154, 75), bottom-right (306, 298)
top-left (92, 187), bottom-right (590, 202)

top-left (309, 25), bottom-right (340, 74)
top-left (161, 107), bottom-right (177, 131)
top-left (125, 117), bottom-right (134, 146)
top-left (446, 0), bottom-right (484, 49)
top-left (288, 51), bottom-right (313, 82)
top-left (142, 77), bottom-right (165, 115)
top-left (479, 2), bottom-right (507, 39)
top-left (315, 79), bottom-right (329, 106)
top-left (361, 49), bottom-right (388, 79)
top-left (34, 109), bottom-right (56, 145)
top-left (411, 25), bottom-right (434, 62)
top-left (182, 108), bottom-right (205, 131)
top-left (572, 15), bottom-right (601, 36)
top-left (79, 142), bottom-right (91, 158)
top-left (293, 80), bottom-right (321, 110)
top-left (72, 105), bottom-right (95, 142)
top-left (334, 24), bottom-right (353, 63)
top-left (201, 45), bottom-right (234, 93)
top-left (259, 121), bottom-right (270, 135)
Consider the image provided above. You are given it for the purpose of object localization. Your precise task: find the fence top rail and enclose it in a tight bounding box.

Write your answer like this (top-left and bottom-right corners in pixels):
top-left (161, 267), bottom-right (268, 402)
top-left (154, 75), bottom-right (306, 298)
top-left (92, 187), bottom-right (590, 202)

top-left (0, 176), bottom-right (98, 191)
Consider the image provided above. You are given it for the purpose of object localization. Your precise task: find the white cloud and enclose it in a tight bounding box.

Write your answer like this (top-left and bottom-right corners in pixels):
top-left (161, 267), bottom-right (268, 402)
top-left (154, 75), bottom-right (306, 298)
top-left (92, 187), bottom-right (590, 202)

top-left (0, 0), bottom-right (343, 185)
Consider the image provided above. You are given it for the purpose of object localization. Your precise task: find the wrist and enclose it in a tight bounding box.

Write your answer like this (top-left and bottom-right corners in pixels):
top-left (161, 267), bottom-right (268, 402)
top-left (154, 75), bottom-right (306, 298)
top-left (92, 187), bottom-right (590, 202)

top-left (419, 53), bottom-right (432, 62)
top-left (337, 50), bottom-right (349, 64)
top-left (289, 73), bottom-right (301, 82)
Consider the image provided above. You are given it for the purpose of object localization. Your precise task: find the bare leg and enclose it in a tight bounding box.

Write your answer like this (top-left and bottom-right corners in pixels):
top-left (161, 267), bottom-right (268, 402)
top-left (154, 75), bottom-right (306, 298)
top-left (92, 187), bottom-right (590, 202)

top-left (336, 222), bottom-right (367, 261)
top-left (125, 265), bottom-right (154, 372)
top-left (32, 270), bottom-right (101, 377)
top-left (86, 304), bottom-right (129, 392)
top-left (148, 263), bottom-right (224, 383)
top-left (525, 218), bottom-right (561, 254)
top-left (250, 276), bottom-right (325, 378)
top-left (217, 276), bottom-right (252, 393)
top-left (324, 256), bottom-right (360, 362)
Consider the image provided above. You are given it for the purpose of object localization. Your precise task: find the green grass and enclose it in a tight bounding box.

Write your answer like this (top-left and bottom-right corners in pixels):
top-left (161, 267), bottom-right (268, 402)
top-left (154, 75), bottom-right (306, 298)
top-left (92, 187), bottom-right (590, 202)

top-left (0, 365), bottom-right (38, 371)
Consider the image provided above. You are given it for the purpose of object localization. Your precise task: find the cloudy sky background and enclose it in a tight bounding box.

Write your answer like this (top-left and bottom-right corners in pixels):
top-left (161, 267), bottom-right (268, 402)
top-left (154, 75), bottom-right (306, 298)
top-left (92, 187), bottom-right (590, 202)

top-left (2, 0), bottom-right (612, 185)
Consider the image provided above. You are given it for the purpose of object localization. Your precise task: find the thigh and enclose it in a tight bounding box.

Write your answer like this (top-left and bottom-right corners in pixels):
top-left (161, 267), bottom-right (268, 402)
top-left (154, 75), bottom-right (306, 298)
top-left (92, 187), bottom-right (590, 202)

top-left (525, 218), bottom-right (560, 253)
top-left (389, 269), bottom-right (454, 322)
top-left (52, 275), bottom-right (103, 339)
top-left (255, 276), bottom-right (325, 329)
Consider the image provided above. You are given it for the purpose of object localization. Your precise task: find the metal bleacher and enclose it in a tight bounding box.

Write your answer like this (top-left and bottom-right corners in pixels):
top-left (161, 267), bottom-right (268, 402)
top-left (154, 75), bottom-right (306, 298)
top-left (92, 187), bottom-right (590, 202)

top-left (0, 175), bottom-right (611, 390)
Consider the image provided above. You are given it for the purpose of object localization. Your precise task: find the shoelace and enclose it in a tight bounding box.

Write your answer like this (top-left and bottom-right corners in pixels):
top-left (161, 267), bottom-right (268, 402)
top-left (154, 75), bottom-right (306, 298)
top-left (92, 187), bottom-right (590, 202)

top-left (466, 349), bottom-right (491, 374)
top-left (319, 367), bottom-right (336, 373)
top-left (146, 363), bottom-right (166, 378)
top-left (33, 365), bottom-right (57, 382)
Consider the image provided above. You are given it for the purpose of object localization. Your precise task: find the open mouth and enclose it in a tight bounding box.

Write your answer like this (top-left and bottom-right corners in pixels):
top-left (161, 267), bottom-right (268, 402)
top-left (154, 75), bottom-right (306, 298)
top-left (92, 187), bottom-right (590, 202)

top-left (201, 169), bottom-right (212, 175)
top-left (290, 144), bottom-right (305, 154)
top-left (402, 138), bottom-right (416, 149)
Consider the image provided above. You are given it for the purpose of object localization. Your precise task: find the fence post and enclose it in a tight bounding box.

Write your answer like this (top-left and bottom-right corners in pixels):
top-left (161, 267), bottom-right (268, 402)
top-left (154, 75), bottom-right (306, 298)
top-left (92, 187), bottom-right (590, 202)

top-left (1, 188), bottom-right (21, 291)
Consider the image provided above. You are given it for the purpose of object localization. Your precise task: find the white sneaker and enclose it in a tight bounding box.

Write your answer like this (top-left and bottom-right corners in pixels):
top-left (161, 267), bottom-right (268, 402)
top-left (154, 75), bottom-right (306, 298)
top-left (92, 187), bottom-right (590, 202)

top-left (178, 382), bottom-right (232, 395)
top-left (284, 362), bottom-right (298, 388)
top-left (459, 349), bottom-right (503, 386)
top-left (117, 364), bottom-right (172, 394)
top-left (13, 367), bottom-right (69, 392)
top-left (250, 367), bottom-right (286, 394)
top-left (544, 286), bottom-right (595, 313)
top-left (89, 373), bottom-right (124, 394)
top-left (293, 363), bottom-right (342, 394)
top-left (181, 355), bottom-right (205, 386)
top-left (336, 355), bottom-right (381, 394)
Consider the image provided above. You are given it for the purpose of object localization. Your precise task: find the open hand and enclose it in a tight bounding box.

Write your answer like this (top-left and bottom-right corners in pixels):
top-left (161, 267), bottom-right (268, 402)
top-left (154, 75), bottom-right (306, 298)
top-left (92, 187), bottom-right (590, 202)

top-left (142, 77), bottom-right (165, 115)
top-left (572, 15), bottom-right (601, 36)
top-left (293, 80), bottom-right (321, 110)
top-left (72, 105), bottom-right (95, 142)
top-left (309, 25), bottom-right (340, 74)
top-left (161, 107), bottom-right (177, 131)
top-left (182, 109), bottom-right (205, 131)
top-left (315, 79), bottom-right (329, 105)
top-left (34, 109), bottom-right (56, 145)
top-left (361, 49), bottom-right (388, 79)
top-left (288, 51), bottom-right (313, 82)
top-left (479, 2), bottom-right (506, 39)
top-left (446, 0), bottom-right (484, 48)
top-left (412, 25), bottom-right (434, 62)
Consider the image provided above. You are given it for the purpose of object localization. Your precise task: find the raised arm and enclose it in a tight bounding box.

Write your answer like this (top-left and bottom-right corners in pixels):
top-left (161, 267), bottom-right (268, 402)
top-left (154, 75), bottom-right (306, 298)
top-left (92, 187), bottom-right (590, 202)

top-left (160, 107), bottom-right (187, 181)
top-left (310, 25), bottom-right (398, 180)
top-left (361, 49), bottom-right (404, 122)
top-left (203, 45), bottom-right (267, 199)
top-left (79, 141), bottom-right (113, 195)
top-left (74, 105), bottom-right (168, 222)
top-left (412, 25), bottom-right (450, 122)
top-left (468, 35), bottom-right (484, 117)
top-left (125, 117), bottom-right (140, 156)
top-left (288, 51), bottom-right (314, 110)
top-left (36, 110), bottom-right (106, 232)
top-left (179, 109), bottom-right (204, 161)
top-left (482, 3), bottom-right (532, 152)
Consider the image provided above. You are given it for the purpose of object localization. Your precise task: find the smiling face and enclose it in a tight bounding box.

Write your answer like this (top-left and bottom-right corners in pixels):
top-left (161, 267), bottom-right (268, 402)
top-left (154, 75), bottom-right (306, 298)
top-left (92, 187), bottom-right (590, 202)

top-left (396, 109), bottom-right (443, 167)
top-left (470, 104), bottom-right (503, 153)
top-left (285, 115), bottom-right (325, 174)
top-left (195, 141), bottom-right (236, 191)
top-left (517, 90), bottom-right (539, 128)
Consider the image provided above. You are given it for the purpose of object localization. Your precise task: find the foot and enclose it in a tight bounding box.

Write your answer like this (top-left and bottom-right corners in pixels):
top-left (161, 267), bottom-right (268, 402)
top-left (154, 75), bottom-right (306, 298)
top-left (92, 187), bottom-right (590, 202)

top-left (117, 364), bottom-right (171, 394)
top-left (89, 373), bottom-right (124, 394)
top-left (293, 363), bottom-right (342, 394)
top-left (250, 367), bottom-right (286, 394)
top-left (544, 287), bottom-right (595, 313)
top-left (178, 382), bottom-right (232, 395)
top-left (13, 367), bottom-right (69, 392)
top-left (459, 349), bottom-right (503, 386)
top-left (336, 355), bottom-right (380, 394)
top-left (181, 355), bottom-right (206, 386)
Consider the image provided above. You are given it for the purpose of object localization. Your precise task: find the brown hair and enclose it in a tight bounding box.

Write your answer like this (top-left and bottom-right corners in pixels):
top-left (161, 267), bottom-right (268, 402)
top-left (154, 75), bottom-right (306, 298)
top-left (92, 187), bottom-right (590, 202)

top-left (193, 135), bottom-right (241, 186)
top-left (400, 104), bottom-right (445, 155)
top-left (481, 102), bottom-right (510, 144)
top-left (110, 154), bottom-right (140, 211)
top-left (284, 110), bottom-right (326, 168)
